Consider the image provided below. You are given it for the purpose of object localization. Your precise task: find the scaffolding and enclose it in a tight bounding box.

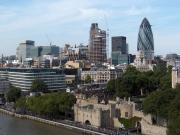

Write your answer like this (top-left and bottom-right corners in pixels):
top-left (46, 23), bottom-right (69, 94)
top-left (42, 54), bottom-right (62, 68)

top-left (89, 23), bottom-right (107, 65)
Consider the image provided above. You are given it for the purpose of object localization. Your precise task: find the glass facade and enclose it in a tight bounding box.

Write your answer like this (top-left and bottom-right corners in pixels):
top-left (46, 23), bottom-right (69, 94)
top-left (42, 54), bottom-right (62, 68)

top-left (40, 46), bottom-right (59, 56)
top-left (111, 36), bottom-right (128, 66)
top-left (0, 68), bottom-right (66, 91)
top-left (16, 40), bottom-right (35, 62)
top-left (112, 52), bottom-right (128, 65)
top-left (16, 41), bottom-right (60, 62)
top-left (112, 36), bottom-right (128, 54)
top-left (137, 18), bottom-right (154, 60)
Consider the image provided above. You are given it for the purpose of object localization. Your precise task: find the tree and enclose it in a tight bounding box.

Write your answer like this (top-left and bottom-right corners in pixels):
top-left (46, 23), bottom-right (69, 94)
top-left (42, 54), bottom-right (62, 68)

top-left (30, 79), bottom-right (48, 92)
top-left (85, 75), bottom-right (91, 83)
top-left (167, 87), bottom-right (180, 135)
top-left (15, 92), bottom-right (76, 119)
top-left (143, 91), bottom-right (160, 117)
top-left (16, 97), bottom-right (27, 113)
top-left (6, 86), bottom-right (21, 102)
top-left (107, 79), bottom-right (116, 93)
top-left (143, 89), bottom-right (176, 119)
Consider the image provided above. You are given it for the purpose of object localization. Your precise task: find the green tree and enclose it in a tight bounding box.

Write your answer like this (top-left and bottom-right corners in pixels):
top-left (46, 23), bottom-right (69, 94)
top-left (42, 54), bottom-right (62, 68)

top-left (6, 86), bottom-right (21, 102)
top-left (15, 92), bottom-right (76, 119)
top-left (16, 97), bottom-right (27, 113)
top-left (107, 79), bottom-right (116, 93)
top-left (167, 87), bottom-right (180, 135)
top-left (85, 75), bottom-right (91, 83)
top-left (143, 89), bottom-right (176, 119)
top-left (30, 79), bottom-right (48, 92)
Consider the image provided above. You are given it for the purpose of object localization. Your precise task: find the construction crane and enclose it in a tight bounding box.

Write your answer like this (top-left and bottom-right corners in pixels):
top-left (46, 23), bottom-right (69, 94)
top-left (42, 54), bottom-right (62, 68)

top-left (46, 34), bottom-right (52, 46)
top-left (104, 15), bottom-right (110, 64)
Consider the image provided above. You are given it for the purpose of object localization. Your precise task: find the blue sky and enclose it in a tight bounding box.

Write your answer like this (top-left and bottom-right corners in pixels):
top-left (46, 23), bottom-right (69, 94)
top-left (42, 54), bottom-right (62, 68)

top-left (0, 0), bottom-right (180, 56)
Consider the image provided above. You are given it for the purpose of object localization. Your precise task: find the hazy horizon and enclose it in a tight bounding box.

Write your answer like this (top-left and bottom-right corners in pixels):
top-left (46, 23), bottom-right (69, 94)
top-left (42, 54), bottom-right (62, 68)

top-left (0, 0), bottom-right (180, 56)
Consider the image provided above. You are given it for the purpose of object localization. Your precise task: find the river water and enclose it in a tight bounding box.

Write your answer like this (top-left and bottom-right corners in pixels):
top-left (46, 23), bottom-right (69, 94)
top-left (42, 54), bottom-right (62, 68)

top-left (0, 113), bottom-right (82, 135)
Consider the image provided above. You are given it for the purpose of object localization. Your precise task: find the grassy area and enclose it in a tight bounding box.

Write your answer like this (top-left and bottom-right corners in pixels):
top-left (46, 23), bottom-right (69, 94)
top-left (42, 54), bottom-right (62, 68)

top-left (119, 116), bottom-right (141, 128)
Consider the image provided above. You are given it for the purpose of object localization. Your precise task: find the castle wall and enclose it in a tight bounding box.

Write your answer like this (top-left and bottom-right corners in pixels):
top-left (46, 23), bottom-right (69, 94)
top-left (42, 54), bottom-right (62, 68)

top-left (141, 119), bottom-right (167, 135)
top-left (74, 105), bottom-right (102, 127)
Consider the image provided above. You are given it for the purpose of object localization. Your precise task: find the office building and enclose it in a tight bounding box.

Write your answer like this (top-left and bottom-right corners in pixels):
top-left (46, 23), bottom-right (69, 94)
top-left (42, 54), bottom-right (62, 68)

top-left (63, 44), bottom-right (89, 61)
top-left (0, 68), bottom-right (66, 91)
top-left (89, 23), bottom-right (107, 64)
top-left (112, 36), bottom-right (128, 54)
top-left (112, 36), bottom-right (128, 65)
top-left (165, 53), bottom-right (180, 67)
top-left (16, 40), bottom-right (60, 63)
top-left (16, 40), bottom-right (35, 63)
top-left (81, 67), bottom-right (122, 84)
top-left (134, 18), bottom-right (154, 71)
top-left (136, 18), bottom-right (154, 65)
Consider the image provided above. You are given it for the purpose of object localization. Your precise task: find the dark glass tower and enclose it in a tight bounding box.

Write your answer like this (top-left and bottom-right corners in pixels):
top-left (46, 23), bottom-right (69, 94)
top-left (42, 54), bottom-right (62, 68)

top-left (111, 36), bottom-right (129, 65)
top-left (137, 18), bottom-right (154, 62)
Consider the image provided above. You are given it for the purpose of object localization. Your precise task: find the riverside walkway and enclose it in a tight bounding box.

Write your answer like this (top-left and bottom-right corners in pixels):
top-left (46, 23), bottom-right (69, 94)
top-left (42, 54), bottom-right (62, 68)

top-left (0, 107), bottom-right (136, 135)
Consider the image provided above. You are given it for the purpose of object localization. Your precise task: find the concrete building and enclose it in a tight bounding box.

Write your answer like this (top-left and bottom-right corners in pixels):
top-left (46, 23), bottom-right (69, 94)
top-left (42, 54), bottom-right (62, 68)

top-left (89, 23), bottom-right (107, 64)
top-left (16, 40), bottom-right (60, 63)
top-left (63, 44), bottom-right (89, 61)
top-left (165, 53), bottom-right (180, 68)
top-left (16, 40), bottom-right (35, 63)
top-left (64, 68), bottom-right (81, 86)
top-left (112, 36), bottom-right (129, 65)
top-left (0, 68), bottom-right (66, 92)
top-left (81, 67), bottom-right (122, 84)
top-left (172, 67), bottom-right (180, 88)
top-left (65, 60), bottom-right (91, 69)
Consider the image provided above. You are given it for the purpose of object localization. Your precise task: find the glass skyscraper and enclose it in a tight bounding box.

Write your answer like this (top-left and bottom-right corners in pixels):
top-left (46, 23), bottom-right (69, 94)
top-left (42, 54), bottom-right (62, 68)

top-left (137, 18), bottom-right (154, 63)
top-left (111, 36), bottom-right (128, 65)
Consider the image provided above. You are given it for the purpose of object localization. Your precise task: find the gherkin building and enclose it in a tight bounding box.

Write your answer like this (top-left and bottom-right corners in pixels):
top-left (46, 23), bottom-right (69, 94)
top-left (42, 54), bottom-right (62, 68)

top-left (137, 18), bottom-right (154, 60)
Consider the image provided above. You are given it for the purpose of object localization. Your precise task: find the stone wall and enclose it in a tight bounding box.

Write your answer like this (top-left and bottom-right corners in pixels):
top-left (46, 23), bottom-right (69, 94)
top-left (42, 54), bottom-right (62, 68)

top-left (74, 104), bottom-right (102, 127)
top-left (141, 119), bottom-right (167, 135)
top-left (116, 102), bottom-right (133, 119)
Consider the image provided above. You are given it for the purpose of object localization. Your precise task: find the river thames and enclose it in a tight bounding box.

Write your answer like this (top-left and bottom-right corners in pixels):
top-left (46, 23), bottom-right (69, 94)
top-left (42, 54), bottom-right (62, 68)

top-left (0, 113), bottom-right (82, 135)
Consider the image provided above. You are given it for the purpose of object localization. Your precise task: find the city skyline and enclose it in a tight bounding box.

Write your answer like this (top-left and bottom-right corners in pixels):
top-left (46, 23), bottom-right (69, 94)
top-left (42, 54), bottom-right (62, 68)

top-left (0, 0), bottom-right (180, 56)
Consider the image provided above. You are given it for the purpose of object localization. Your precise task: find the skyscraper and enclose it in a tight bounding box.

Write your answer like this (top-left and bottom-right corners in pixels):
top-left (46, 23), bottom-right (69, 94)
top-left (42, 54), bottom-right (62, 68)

top-left (111, 36), bottom-right (129, 65)
top-left (112, 36), bottom-right (128, 54)
top-left (89, 23), bottom-right (107, 64)
top-left (134, 17), bottom-right (154, 71)
top-left (137, 17), bottom-right (154, 64)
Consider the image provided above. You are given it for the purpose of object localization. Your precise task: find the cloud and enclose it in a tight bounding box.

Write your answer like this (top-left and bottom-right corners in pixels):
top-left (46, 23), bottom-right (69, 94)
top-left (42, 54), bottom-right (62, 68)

top-left (0, 0), bottom-right (180, 55)
top-left (124, 6), bottom-right (154, 16)
top-left (0, 0), bottom-right (110, 32)
top-left (0, 6), bottom-right (17, 21)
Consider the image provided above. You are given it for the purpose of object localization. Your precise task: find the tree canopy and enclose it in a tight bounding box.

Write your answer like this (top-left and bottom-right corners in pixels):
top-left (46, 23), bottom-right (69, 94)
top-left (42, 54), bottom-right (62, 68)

top-left (85, 75), bottom-right (92, 83)
top-left (143, 85), bottom-right (180, 135)
top-left (106, 65), bottom-right (172, 98)
top-left (16, 92), bottom-right (76, 118)
top-left (30, 79), bottom-right (48, 92)
top-left (6, 86), bottom-right (21, 102)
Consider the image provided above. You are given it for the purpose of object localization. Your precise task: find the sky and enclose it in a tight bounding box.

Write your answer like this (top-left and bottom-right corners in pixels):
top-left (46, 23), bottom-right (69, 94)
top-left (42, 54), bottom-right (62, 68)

top-left (0, 0), bottom-right (180, 56)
